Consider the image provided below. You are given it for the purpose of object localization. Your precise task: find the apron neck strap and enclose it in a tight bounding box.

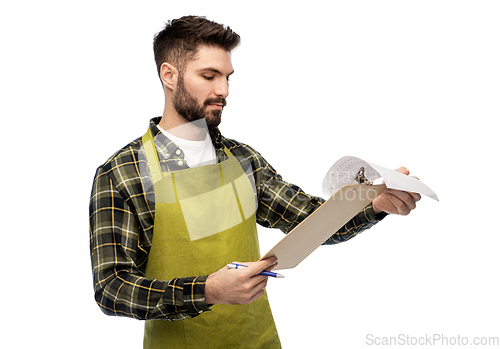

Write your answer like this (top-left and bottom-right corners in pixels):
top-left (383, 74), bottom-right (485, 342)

top-left (223, 147), bottom-right (233, 158)
top-left (142, 128), bottom-right (162, 174)
top-left (142, 127), bottom-right (233, 172)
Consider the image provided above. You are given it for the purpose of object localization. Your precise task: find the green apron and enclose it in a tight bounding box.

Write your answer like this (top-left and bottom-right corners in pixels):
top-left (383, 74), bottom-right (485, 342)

top-left (142, 128), bottom-right (281, 349)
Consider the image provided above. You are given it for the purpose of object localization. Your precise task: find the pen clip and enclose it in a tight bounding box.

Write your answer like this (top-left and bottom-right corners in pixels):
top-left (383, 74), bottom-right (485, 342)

top-left (228, 262), bottom-right (246, 269)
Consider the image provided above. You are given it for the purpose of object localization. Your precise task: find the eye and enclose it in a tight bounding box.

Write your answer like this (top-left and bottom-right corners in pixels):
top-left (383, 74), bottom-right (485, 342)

top-left (203, 75), bottom-right (214, 81)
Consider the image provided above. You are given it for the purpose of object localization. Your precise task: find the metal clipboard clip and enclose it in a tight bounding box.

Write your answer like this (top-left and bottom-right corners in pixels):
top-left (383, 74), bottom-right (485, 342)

top-left (353, 167), bottom-right (373, 185)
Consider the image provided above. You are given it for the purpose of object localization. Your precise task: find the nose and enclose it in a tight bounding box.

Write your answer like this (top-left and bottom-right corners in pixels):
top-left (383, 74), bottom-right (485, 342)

top-left (215, 78), bottom-right (229, 98)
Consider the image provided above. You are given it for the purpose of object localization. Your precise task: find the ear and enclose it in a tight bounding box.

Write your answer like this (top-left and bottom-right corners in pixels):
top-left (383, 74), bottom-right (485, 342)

top-left (160, 63), bottom-right (178, 91)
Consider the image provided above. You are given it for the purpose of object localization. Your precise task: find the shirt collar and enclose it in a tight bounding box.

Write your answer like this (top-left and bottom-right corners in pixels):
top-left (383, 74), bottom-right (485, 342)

top-left (149, 117), bottom-right (224, 147)
top-left (148, 117), bottom-right (226, 169)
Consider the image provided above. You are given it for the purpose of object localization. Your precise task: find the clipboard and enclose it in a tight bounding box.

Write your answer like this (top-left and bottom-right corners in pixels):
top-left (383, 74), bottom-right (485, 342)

top-left (261, 157), bottom-right (439, 271)
top-left (261, 182), bottom-right (387, 270)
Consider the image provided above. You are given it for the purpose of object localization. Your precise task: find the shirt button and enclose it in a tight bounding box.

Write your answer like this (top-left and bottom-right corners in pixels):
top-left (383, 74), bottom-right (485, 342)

top-left (177, 160), bottom-right (183, 166)
top-left (176, 149), bottom-right (181, 155)
top-left (165, 153), bottom-right (170, 158)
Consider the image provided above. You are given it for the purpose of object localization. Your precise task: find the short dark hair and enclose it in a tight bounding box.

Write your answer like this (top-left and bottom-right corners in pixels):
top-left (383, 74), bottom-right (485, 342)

top-left (153, 16), bottom-right (240, 79)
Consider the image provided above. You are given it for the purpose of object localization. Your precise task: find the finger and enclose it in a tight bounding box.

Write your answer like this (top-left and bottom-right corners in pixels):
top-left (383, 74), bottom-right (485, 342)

top-left (251, 276), bottom-right (268, 294)
top-left (247, 288), bottom-right (266, 304)
top-left (410, 192), bottom-right (421, 202)
top-left (395, 166), bottom-right (410, 175)
top-left (389, 190), bottom-right (418, 209)
top-left (253, 276), bottom-right (268, 289)
top-left (253, 257), bottom-right (278, 273)
top-left (388, 192), bottom-right (411, 215)
top-left (237, 277), bottom-right (268, 305)
top-left (392, 189), bottom-right (421, 205)
top-left (264, 261), bottom-right (278, 272)
top-left (262, 256), bottom-right (278, 265)
top-left (248, 275), bottom-right (269, 293)
top-left (228, 259), bottom-right (277, 279)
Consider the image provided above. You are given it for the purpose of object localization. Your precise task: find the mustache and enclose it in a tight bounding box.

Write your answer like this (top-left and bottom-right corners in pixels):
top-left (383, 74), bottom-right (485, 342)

top-left (204, 97), bottom-right (227, 107)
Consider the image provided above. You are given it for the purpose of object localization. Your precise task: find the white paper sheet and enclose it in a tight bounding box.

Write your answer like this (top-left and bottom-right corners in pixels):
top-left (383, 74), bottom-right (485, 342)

top-left (322, 156), bottom-right (439, 201)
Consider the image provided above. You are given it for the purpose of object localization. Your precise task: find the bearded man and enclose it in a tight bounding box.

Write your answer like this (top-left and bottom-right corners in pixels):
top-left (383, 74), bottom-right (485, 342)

top-left (89, 15), bottom-right (420, 348)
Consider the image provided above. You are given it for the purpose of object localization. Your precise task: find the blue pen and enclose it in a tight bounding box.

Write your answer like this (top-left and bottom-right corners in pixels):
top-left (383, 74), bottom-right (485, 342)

top-left (227, 262), bottom-right (285, 278)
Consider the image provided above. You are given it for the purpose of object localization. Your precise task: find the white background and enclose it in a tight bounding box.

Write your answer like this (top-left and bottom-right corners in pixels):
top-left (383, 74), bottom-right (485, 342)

top-left (1, 1), bottom-right (499, 348)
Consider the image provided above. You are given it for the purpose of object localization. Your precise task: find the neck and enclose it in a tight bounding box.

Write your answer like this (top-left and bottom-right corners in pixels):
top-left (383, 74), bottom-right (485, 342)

top-left (159, 105), bottom-right (207, 141)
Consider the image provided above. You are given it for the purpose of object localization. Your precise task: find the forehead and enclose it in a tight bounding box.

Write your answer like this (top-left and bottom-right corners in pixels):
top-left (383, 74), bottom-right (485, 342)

top-left (186, 45), bottom-right (234, 74)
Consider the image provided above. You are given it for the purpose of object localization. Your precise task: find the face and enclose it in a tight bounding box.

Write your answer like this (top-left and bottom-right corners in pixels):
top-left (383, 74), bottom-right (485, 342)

top-left (173, 45), bottom-right (234, 129)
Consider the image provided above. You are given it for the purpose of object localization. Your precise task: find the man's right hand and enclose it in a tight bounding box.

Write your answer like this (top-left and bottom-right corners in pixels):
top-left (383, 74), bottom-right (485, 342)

top-left (204, 257), bottom-right (278, 305)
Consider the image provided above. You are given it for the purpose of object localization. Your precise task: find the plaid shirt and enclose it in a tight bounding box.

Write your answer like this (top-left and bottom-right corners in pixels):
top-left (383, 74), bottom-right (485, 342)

top-left (89, 117), bottom-right (384, 321)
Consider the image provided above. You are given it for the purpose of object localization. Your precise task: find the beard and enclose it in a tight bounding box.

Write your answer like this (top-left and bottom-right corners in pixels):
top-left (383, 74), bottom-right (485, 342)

top-left (173, 75), bottom-right (226, 129)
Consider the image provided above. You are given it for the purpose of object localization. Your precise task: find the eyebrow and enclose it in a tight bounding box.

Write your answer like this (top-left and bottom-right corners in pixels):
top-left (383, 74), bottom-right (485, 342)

top-left (198, 67), bottom-right (235, 77)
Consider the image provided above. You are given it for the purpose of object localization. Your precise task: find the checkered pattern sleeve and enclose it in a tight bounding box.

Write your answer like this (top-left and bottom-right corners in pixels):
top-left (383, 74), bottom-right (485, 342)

top-left (322, 202), bottom-right (384, 244)
top-left (235, 144), bottom-right (384, 242)
top-left (89, 165), bottom-right (211, 320)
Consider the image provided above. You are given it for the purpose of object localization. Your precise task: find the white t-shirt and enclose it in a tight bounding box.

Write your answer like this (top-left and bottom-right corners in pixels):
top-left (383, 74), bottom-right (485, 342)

top-left (158, 125), bottom-right (217, 168)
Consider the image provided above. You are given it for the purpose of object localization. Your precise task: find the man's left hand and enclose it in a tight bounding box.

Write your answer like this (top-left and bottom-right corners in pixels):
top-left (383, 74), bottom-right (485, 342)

top-left (372, 166), bottom-right (421, 216)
